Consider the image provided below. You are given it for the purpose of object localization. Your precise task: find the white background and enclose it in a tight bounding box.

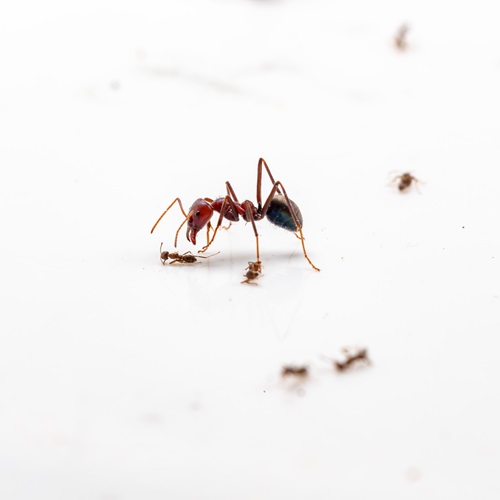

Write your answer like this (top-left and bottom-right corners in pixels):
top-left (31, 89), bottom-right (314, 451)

top-left (1, 1), bottom-right (500, 498)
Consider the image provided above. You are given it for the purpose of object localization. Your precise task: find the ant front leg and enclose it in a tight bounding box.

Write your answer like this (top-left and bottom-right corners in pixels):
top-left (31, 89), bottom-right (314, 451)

top-left (198, 194), bottom-right (239, 253)
top-left (204, 221), bottom-right (213, 248)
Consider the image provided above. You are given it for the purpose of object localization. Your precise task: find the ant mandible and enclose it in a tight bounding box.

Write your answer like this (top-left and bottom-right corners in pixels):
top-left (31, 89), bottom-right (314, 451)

top-left (150, 158), bottom-right (320, 271)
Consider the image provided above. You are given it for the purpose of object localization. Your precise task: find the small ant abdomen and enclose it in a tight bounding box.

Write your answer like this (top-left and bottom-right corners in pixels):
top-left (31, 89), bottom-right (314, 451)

top-left (266, 195), bottom-right (303, 232)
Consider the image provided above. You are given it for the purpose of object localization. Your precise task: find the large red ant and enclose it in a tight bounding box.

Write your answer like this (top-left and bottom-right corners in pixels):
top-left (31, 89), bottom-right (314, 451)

top-left (151, 158), bottom-right (320, 271)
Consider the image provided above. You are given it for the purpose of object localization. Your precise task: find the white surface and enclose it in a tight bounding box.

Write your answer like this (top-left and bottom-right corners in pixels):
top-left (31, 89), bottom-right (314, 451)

top-left (1, 1), bottom-right (500, 498)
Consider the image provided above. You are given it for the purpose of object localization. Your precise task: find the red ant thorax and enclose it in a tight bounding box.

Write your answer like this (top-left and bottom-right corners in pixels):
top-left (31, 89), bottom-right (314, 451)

top-left (211, 198), bottom-right (240, 221)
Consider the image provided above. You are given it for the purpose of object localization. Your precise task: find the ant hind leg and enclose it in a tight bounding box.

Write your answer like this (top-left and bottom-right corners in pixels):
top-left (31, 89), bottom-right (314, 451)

top-left (260, 180), bottom-right (320, 271)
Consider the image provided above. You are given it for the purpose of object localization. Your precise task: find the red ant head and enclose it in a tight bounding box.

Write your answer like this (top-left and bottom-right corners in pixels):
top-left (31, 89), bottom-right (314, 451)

top-left (186, 199), bottom-right (213, 245)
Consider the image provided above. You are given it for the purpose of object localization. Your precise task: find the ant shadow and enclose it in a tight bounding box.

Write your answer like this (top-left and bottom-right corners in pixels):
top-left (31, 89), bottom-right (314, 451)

top-left (191, 248), bottom-right (308, 271)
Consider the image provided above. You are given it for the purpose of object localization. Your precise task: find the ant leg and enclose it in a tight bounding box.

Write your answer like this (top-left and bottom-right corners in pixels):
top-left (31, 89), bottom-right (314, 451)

top-left (199, 184), bottom-right (240, 253)
top-left (196, 251), bottom-right (220, 259)
top-left (221, 182), bottom-right (241, 230)
top-left (199, 195), bottom-right (237, 253)
top-left (243, 203), bottom-right (261, 264)
top-left (198, 184), bottom-right (240, 253)
top-left (173, 210), bottom-right (193, 248)
top-left (257, 158), bottom-right (282, 207)
top-left (198, 252), bottom-right (219, 259)
top-left (261, 181), bottom-right (320, 271)
top-left (150, 198), bottom-right (187, 234)
top-left (222, 182), bottom-right (242, 229)
top-left (226, 181), bottom-right (240, 204)
top-left (151, 197), bottom-right (192, 248)
top-left (204, 221), bottom-right (213, 247)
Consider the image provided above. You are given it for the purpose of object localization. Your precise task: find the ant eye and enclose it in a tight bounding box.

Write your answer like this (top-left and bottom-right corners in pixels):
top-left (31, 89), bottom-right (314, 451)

top-left (195, 211), bottom-right (200, 217)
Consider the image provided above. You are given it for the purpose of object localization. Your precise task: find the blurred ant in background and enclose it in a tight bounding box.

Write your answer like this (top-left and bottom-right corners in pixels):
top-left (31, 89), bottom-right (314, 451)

top-left (322, 348), bottom-right (371, 373)
top-left (394, 24), bottom-right (410, 51)
top-left (281, 365), bottom-right (309, 378)
top-left (389, 172), bottom-right (422, 193)
top-left (334, 348), bottom-right (370, 372)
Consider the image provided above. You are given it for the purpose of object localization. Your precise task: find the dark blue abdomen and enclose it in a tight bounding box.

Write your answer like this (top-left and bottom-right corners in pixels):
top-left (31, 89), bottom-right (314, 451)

top-left (266, 195), bottom-right (303, 232)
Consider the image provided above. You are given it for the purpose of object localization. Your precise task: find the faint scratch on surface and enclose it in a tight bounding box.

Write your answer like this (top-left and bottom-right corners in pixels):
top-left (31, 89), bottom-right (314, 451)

top-left (141, 66), bottom-right (283, 107)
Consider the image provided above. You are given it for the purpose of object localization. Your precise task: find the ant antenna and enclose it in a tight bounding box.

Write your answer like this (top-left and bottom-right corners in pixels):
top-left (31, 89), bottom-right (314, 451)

top-left (151, 198), bottom-right (188, 234)
top-left (173, 210), bottom-right (193, 248)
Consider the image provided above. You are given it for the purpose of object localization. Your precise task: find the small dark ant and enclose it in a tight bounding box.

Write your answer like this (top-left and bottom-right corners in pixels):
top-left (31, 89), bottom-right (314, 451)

top-left (394, 24), bottom-right (410, 51)
top-left (151, 158), bottom-right (320, 272)
top-left (390, 172), bottom-right (421, 193)
top-left (332, 348), bottom-right (370, 372)
top-left (281, 365), bottom-right (309, 378)
top-left (241, 261), bottom-right (262, 285)
top-left (159, 242), bottom-right (218, 265)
